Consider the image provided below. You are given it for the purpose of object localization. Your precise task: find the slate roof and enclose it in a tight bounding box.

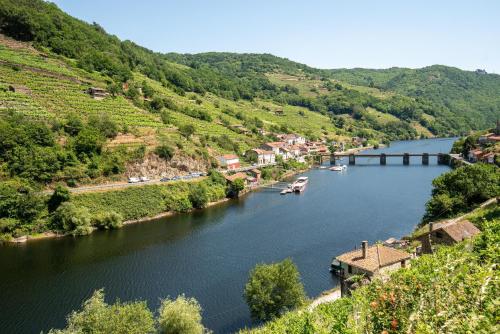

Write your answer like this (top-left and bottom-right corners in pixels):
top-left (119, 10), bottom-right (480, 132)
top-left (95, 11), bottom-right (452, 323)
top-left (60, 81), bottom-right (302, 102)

top-left (424, 219), bottom-right (480, 242)
top-left (336, 244), bottom-right (411, 273)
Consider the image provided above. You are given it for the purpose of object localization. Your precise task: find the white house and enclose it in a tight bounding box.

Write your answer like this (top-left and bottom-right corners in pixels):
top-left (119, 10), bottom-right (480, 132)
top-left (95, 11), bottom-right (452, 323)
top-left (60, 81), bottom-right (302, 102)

top-left (260, 142), bottom-right (284, 156)
top-left (245, 149), bottom-right (276, 165)
top-left (217, 154), bottom-right (240, 170)
top-left (277, 134), bottom-right (306, 146)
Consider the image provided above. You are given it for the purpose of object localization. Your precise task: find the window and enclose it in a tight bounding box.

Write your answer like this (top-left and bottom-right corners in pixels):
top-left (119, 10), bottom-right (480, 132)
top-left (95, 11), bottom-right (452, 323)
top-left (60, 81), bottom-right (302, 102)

top-left (348, 265), bottom-right (352, 274)
top-left (435, 231), bottom-right (443, 239)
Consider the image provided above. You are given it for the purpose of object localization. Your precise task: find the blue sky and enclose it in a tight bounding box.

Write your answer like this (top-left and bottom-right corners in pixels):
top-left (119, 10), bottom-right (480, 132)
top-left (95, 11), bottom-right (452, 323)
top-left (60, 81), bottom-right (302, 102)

top-left (50, 0), bottom-right (500, 73)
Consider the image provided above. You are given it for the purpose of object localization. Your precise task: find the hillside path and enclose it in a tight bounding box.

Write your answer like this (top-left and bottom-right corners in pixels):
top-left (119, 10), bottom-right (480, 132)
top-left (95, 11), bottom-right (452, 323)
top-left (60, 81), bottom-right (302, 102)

top-left (308, 289), bottom-right (341, 311)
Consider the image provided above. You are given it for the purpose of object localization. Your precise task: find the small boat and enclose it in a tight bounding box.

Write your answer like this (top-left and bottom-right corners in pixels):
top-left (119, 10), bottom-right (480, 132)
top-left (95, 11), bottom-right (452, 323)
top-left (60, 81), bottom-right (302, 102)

top-left (291, 176), bottom-right (308, 193)
top-left (329, 165), bottom-right (347, 172)
top-left (280, 188), bottom-right (292, 195)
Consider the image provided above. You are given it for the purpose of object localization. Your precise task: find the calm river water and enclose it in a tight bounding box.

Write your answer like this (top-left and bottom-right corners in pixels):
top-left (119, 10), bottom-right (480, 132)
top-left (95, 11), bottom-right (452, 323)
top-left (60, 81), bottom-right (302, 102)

top-left (0, 138), bottom-right (455, 333)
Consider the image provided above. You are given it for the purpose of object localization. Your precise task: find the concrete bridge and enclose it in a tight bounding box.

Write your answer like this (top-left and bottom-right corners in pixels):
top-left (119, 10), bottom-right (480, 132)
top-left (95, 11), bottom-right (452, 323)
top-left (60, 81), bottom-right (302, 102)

top-left (316, 153), bottom-right (450, 165)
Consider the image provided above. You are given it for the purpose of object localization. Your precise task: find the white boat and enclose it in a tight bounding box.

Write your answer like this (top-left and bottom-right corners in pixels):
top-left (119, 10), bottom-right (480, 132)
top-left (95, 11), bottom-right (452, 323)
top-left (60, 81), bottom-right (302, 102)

top-left (329, 165), bottom-right (347, 172)
top-left (291, 176), bottom-right (308, 193)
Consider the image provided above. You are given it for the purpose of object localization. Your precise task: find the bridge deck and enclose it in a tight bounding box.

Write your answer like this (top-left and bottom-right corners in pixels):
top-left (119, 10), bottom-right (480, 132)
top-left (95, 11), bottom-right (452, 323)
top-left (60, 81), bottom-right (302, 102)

top-left (325, 153), bottom-right (443, 157)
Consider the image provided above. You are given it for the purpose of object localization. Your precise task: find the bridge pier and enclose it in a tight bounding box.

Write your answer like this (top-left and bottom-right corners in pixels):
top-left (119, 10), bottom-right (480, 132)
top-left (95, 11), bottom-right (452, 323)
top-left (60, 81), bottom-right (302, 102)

top-left (380, 153), bottom-right (386, 165)
top-left (403, 153), bottom-right (410, 165)
top-left (422, 153), bottom-right (429, 165)
top-left (349, 154), bottom-right (356, 165)
top-left (437, 153), bottom-right (449, 165)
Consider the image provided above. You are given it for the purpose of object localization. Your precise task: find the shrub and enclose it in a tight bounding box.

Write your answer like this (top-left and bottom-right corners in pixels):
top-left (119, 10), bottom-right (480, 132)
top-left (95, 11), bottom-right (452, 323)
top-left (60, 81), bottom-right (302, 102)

top-left (244, 258), bottom-right (306, 321)
top-left (52, 202), bottom-right (92, 235)
top-left (189, 183), bottom-right (209, 209)
top-left (158, 295), bottom-right (207, 334)
top-left (49, 289), bottom-right (155, 334)
top-left (88, 113), bottom-right (119, 139)
top-left (73, 128), bottom-right (105, 157)
top-left (92, 211), bottom-right (123, 230)
top-left (208, 169), bottom-right (226, 186)
top-left (0, 180), bottom-right (44, 223)
top-left (160, 110), bottom-right (172, 125)
top-left (179, 124), bottom-right (195, 138)
top-left (0, 217), bottom-right (20, 236)
top-left (155, 144), bottom-right (175, 161)
top-left (228, 178), bottom-right (245, 198)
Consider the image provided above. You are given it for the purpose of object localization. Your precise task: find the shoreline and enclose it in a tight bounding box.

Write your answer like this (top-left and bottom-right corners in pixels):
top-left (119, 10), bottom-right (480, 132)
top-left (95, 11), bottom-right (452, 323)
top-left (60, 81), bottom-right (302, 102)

top-left (4, 167), bottom-right (310, 245)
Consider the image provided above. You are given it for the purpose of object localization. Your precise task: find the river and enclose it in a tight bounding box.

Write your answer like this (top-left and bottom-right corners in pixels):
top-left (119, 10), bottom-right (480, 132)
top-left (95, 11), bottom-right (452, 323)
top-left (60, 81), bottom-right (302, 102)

top-left (0, 138), bottom-right (455, 333)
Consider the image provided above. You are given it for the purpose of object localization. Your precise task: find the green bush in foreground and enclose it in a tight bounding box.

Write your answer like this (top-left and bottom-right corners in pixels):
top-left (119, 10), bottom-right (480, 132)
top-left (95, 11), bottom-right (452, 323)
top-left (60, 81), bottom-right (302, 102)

top-left (50, 290), bottom-right (208, 334)
top-left (158, 295), bottom-right (208, 334)
top-left (49, 290), bottom-right (155, 334)
top-left (244, 258), bottom-right (306, 322)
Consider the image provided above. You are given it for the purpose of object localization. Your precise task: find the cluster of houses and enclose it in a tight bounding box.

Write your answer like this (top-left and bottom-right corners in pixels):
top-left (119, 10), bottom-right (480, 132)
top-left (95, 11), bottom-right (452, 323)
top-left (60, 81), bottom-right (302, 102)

top-left (217, 133), bottom-right (331, 170)
top-left (467, 123), bottom-right (500, 164)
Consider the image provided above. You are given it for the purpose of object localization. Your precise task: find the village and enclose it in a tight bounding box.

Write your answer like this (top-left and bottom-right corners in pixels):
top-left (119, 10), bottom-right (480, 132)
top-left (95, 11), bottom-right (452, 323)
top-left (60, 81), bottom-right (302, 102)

top-left (216, 133), bottom-right (364, 189)
top-left (464, 121), bottom-right (500, 164)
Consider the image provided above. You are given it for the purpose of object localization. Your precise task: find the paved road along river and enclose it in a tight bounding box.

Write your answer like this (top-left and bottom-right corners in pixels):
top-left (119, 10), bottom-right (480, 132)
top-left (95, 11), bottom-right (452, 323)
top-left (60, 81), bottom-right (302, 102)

top-left (0, 138), bottom-right (455, 333)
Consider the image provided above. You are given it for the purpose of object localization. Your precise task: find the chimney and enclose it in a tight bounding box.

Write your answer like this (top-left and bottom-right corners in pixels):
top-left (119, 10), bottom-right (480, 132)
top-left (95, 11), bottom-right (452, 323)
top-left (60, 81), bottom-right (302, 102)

top-left (361, 241), bottom-right (368, 259)
top-left (429, 222), bottom-right (434, 233)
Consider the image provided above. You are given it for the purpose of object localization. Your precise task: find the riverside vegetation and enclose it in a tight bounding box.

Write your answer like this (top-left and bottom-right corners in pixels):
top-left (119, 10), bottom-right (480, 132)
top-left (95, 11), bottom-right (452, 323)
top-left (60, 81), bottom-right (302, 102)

top-left (44, 163), bottom-right (499, 333)
top-left (2, 0), bottom-right (500, 239)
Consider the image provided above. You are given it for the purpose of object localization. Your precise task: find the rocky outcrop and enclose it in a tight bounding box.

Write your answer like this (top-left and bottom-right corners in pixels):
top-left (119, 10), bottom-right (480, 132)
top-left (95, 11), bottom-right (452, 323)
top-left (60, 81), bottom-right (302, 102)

top-left (125, 153), bottom-right (209, 178)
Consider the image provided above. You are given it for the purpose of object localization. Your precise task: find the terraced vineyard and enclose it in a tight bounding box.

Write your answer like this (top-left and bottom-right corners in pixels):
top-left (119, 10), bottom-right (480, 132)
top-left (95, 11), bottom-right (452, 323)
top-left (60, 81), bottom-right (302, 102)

top-left (0, 64), bottom-right (162, 127)
top-left (0, 36), bottom-right (348, 166)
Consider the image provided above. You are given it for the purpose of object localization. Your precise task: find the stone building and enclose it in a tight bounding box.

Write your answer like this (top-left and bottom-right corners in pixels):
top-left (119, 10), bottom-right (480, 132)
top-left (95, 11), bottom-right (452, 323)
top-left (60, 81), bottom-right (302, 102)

top-left (416, 219), bottom-right (480, 254)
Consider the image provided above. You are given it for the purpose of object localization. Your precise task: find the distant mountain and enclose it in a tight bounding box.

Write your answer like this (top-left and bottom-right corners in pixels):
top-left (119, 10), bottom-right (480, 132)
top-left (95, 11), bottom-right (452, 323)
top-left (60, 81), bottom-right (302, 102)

top-left (329, 65), bottom-right (500, 130)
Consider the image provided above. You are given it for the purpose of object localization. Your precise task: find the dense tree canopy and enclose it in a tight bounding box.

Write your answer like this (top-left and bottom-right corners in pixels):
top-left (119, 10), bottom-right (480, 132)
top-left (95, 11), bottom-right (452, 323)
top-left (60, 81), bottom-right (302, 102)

top-left (423, 164), bottom-right (500, 223)
top-left (244, 258), bottom-right (306, 321)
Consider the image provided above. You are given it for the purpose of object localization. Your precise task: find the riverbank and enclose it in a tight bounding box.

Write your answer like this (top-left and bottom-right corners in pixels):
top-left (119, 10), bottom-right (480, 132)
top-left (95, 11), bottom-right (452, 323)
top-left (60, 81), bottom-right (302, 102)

top-left (4, 166), bottom-right (311, 244)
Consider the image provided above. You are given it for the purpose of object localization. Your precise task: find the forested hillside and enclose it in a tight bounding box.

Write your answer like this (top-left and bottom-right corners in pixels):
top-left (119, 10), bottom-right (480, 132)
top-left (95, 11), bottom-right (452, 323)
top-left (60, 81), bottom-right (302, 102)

top-left (330, 66), bottom-right (500, 130)
top-left (0, 0), bottom-right (499, 191)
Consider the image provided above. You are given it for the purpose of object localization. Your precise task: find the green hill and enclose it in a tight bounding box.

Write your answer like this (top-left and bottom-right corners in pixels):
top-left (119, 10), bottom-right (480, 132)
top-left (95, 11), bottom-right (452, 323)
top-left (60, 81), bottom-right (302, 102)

top-left (0, 0), bottom-right (499, 190)
top-left (330, 66), bottom-right (500, 130)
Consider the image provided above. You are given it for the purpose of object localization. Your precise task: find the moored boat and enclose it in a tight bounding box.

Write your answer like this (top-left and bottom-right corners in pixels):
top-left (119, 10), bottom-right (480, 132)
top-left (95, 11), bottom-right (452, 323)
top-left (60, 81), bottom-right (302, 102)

top-left (329, 165), bottom-right (347, 172)
top-left (291, 176), bottom-right (308, 192)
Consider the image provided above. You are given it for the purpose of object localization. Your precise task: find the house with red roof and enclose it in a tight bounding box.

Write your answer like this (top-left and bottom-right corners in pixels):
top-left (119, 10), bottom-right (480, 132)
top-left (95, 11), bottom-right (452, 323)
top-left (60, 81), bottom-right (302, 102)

top-left (217, 154), bottom-right (240, 170)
